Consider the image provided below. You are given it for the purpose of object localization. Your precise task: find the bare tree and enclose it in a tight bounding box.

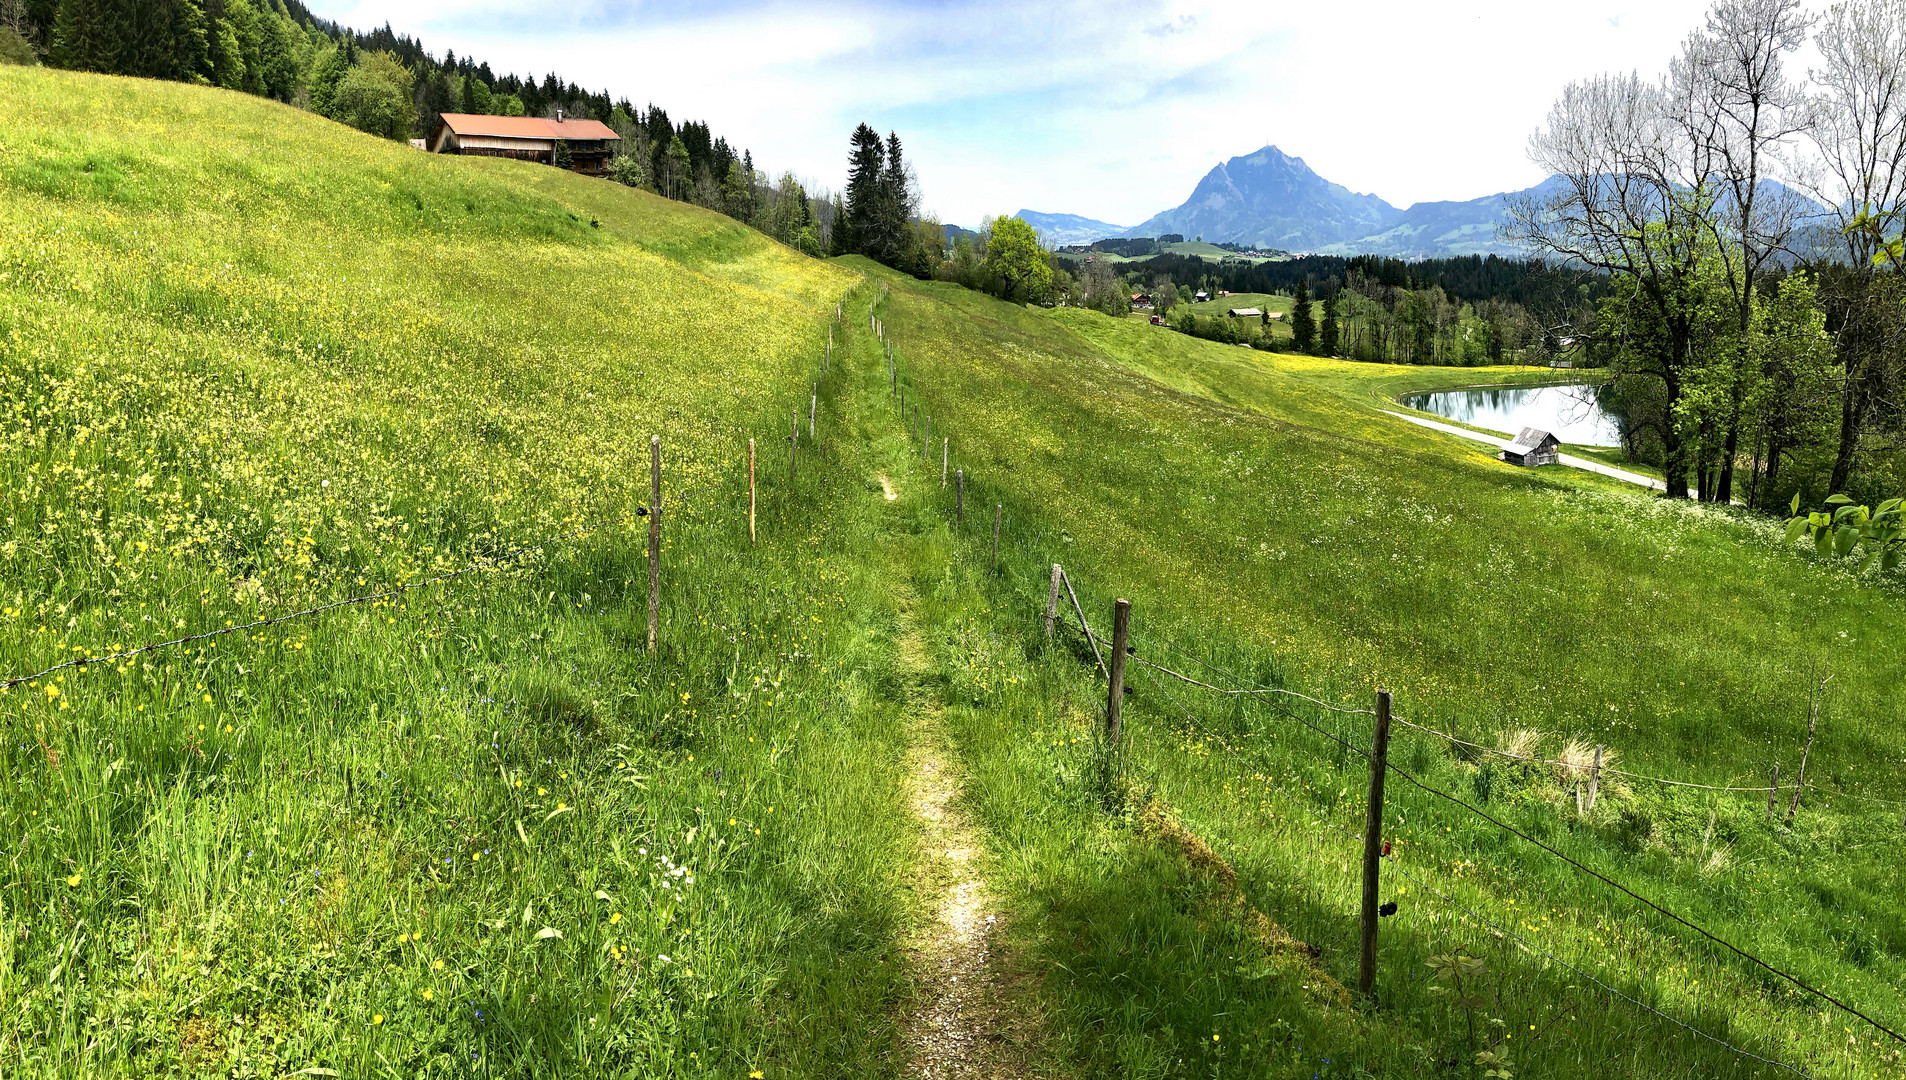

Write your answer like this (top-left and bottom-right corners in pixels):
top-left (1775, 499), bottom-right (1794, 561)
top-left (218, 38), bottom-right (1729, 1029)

top-left (1668, 0), bottom-right (1811, 501)
top-left (1507, 72), bottom-right (1712, 496)
top-left (1798, 0), bottom-right (1906, 492)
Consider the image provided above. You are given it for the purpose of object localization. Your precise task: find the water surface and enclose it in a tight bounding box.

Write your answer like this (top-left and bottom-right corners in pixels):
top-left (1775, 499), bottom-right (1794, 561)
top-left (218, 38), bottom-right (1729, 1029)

top-left (1403, 383), bottom-right (1620, 447)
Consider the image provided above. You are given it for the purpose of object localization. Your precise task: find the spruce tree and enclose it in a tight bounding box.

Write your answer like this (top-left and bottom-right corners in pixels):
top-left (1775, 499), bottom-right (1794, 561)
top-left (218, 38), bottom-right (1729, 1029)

top-left (1291, 278), bottom-right (1316, 353)
top-left (49, 0), bottom-right (110, 72)
top-left (842, 123), bottom-right (884, 256)
top-left (1320, 290), bottom-right (1339, 357)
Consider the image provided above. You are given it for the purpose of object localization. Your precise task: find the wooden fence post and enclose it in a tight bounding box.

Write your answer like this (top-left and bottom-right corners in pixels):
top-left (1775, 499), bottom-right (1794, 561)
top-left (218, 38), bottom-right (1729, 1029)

top-left (1766, 764), bottom-right (1779, 818)
top-left (1789, 664), bottom-right (1824, 821)
top-left (1106, 599), bottom-right (1131, 745)
top-left (1587, 745), bottom-right (1602, 813)
top-left (809, 390), bottom-right (817, 440)
top-left (1359, 689), bottom-right (1394, 1000)
top-left (790, 408), bottom-right (798, 483)
top-left (647, 435), bottom-right (661, 653)
top-left (956, 469), bottom-right (965, 523)
top-left (748, 438), bottom-right (756, 545)
top-left (1045, 564), bottom-right (1062, 639)
top-left (992, 504), bottom-right (1001, 572)
top-left (942, 438), bottom-right (948, 486)
top-left (923, 416), bottom-right (931, 462)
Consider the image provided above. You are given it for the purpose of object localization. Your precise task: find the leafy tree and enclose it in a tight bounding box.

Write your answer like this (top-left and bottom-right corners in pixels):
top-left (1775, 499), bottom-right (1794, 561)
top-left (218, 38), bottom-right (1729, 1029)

top-left (0, 24), bottom-right (36, 63)
top-left (983, 215), bottom-right (1052, 304)
top-left (1290, 277), bottom-right (1315, 352)
top-left (606, 152), bottom-right (647, 189)
top-left (331, 51), bottom-right (412, 140)
top-left (663, 135), bottom-right (689, 199)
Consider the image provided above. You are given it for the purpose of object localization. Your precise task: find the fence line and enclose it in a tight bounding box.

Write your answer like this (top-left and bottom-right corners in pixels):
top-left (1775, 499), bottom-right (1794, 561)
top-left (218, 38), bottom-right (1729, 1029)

top-left (1132, 660), bottom-right (1818, 1079)
top-left (1084, 615), bottom-right (1906, 1048)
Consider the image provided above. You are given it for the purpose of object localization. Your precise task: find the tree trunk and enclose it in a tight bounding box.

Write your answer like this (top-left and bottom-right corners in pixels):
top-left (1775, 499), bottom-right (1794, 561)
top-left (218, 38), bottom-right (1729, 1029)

top-left (1830, 367), bottom-right (1862, 495)
top-left (1717, 415), bottom-right (1740, 504)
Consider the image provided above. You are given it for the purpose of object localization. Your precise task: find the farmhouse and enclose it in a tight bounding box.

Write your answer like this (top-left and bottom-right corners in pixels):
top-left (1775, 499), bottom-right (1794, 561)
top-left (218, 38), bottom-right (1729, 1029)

top-left (1226, 307), bottom-right (1263, 319)
top-left (1499, 427), bottom-right (1560, 467)
top-left (1194, 290), bottom-right (1211, 302)
top-left (430, 112), bottom-right (620, 176)
top-left (1131, 293), bottom-right (1153, 309)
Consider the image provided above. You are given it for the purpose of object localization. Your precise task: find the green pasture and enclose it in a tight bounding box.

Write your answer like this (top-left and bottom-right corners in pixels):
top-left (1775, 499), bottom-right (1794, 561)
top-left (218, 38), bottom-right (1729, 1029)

top-left (5, 64), bottom-right (1906, 1080)
top-left (851, 258), bottom-right (1906, 1080)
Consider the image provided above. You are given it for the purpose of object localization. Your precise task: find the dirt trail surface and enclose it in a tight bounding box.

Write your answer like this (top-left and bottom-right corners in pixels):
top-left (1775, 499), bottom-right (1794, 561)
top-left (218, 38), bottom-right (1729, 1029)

top-left (895, 602), bottom-right (1031, 1079)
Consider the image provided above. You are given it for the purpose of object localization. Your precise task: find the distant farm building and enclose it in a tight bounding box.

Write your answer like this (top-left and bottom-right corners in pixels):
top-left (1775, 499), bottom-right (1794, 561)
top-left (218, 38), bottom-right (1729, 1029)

top-left (1226, 307), bottom-right (1264, 319)
top-left (1194, 290), bottom-right (1211, 302)
top-left (1131, 293), bottom-right (1153, 309)
top-left (429, 113), bottom-right (620, 176)
top-left (1500, 427), bottom-right (1560, 467)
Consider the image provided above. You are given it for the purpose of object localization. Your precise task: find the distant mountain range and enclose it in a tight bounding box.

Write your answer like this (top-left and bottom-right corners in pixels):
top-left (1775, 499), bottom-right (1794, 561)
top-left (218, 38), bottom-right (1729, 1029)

top-left (1014, 210), bottom-right (1130, 247)
top-left (1042, 145), bottom-right (1558, 258)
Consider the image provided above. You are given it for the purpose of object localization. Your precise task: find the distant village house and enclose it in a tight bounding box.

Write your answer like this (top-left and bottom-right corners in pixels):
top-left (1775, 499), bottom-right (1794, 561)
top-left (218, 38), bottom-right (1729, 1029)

top-left (429, 112), bottom-right (620, 176)
top-left (1225, 307), bottom-right (1264, 319)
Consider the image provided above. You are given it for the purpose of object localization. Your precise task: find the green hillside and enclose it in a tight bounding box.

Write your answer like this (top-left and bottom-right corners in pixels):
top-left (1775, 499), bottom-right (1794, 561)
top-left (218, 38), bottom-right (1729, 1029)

top-left (6, 67), bottom-right (1906, 1080)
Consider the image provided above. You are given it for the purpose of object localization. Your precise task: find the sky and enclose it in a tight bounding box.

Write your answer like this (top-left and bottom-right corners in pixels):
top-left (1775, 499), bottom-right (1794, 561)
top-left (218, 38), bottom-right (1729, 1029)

top-left (307, 0), bottom-right (1739, 227)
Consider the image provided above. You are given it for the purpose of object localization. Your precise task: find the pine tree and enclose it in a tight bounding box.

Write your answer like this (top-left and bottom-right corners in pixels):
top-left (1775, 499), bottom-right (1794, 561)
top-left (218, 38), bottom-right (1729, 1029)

top-left (553, 137), bottom-right (572, 170)
top-left (1320, 290), bottom-right (1339, 357)
top-left (1291, 278), bottom-right (1316, 353)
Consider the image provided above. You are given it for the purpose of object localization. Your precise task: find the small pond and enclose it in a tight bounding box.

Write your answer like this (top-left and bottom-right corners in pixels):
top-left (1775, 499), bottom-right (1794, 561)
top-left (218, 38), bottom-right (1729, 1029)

top-left (1402, 382), bottom-right (1622, 447)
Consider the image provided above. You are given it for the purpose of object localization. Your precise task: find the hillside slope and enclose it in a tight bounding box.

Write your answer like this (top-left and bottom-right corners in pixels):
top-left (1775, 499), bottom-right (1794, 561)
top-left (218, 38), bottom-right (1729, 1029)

top-left (0, 68), bottom-right (933, 1079)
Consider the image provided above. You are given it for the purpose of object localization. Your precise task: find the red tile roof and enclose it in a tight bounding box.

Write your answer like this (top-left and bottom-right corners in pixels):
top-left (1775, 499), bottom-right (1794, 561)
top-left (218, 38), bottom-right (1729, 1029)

top-left (437, 113), bottom-right (620, 141)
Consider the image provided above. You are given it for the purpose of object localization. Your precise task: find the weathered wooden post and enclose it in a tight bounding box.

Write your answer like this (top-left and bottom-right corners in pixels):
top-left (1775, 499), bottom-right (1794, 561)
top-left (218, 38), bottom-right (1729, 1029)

top-left (1587, 745), bottom-right (1602, 813)
top-left (942, 438), bottom-right (948, 487)
top-left (1789, 670), bottom-right (1823, 822)
top-left (647, 435), bottom-right (661, 652)
top-left (1359, 689), bottom-right (1394, 999)
top-left (1106, 599), bottom-right (1131, 744)
top-left (748, 438), bottom-right (757, 545)
top-left (992, 504), bottom-right (1001, 572)
top-left (956, 469), bottom-right (965, 523)
top-left (809, 389), bottom-right (817, 440)
top-left (790, 408), bottom-right (798, 483)
top-left (923, 416), bottom-right (931, 462)
top-left (1045, 564), bottom-right (1062, 639)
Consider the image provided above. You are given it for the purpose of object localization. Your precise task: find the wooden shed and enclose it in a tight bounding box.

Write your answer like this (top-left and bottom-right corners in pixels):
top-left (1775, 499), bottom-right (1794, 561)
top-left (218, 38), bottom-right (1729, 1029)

top-left (1500, 427), bottom-right (1560, 467)
top-left (1226, 307), bottom-right (1264, 319)
top-left (429, 113), bottom-right (621, 176)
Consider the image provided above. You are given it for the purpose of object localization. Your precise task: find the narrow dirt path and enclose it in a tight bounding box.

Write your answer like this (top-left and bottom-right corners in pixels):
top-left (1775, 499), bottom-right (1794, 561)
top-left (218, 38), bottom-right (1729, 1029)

top-left (893, 584), bottom-right (1028, 1079)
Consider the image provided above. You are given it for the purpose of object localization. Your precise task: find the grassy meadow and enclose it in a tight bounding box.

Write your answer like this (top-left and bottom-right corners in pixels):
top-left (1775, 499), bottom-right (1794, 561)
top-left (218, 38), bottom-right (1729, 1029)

top-left (8, 64), bottom-right (1906, 1080)
top-left (0, 67), bottom-right (934, 1078)
top-left (846, 259), bottom-right (1906, 1079)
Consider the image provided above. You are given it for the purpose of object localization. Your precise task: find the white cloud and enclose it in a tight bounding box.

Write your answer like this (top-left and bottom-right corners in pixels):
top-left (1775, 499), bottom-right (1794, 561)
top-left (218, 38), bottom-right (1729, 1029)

top-left (306, 0), bottom-right (1770, 226)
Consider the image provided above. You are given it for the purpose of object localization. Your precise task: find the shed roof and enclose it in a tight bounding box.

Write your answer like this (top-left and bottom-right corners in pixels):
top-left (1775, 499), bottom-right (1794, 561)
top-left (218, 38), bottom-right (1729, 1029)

top-left (436, 114), bottom-right (620, 142)
top-left (1226, 307), bottom-right (1264, 318)
top-left (1506, 427), bottom-right (1560, 454)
